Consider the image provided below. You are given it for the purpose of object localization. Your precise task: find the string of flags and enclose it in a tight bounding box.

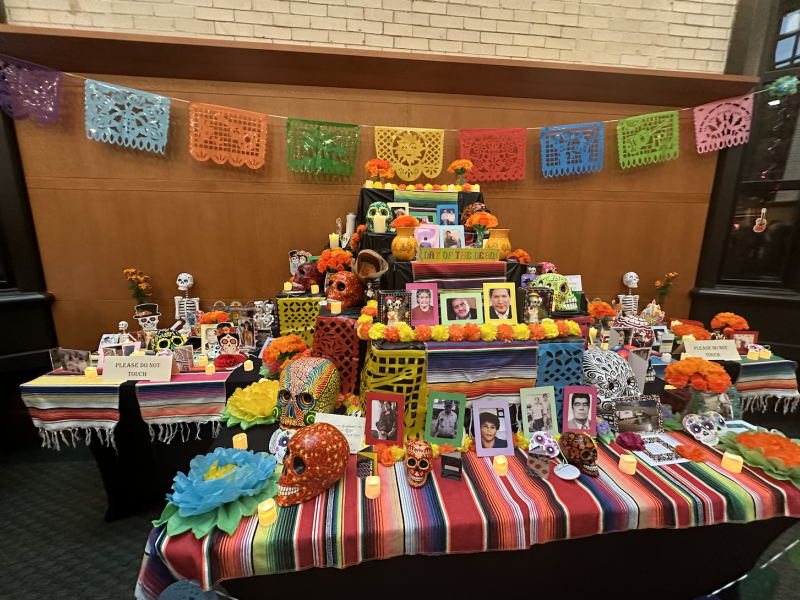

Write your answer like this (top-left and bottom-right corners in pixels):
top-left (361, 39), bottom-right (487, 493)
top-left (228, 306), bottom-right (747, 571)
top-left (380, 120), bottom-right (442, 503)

top-left (0, 52), bottom-right (796, 183)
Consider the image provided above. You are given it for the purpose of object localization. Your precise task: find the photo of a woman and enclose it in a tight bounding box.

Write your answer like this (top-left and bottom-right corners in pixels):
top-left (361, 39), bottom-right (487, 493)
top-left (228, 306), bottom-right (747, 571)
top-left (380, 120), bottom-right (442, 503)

top-left (411, 289), bottom-right (434, 322)
top-left (373, 400), bottom-right (399, 441)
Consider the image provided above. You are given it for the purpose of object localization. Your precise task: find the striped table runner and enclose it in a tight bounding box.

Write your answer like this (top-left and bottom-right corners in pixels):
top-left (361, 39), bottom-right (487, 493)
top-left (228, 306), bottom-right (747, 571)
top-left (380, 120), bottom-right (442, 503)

top-left (20, 375), bottom-right (124, 449)
top-left (136, 372), bottom-right (231, 442)
top-left (136, 430), bottom-right (800, 598)
top-left (735, 357), bottom-right (800, 414)
top-left (412, 261), bottom-right (507, 290)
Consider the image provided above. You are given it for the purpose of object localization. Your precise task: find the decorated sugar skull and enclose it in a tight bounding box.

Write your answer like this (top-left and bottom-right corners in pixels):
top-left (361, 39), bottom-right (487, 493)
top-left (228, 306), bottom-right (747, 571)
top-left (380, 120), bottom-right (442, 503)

top-left (277, 357), bottom-right (341, 428)
top-left (292, 262), bottom-right (325, 293)
top-left (326, 271), bottom-right (364, 309)
top-left (176, 272), bottom-right (193, 291)
top-left (559, 432), bottom-right (599, 477)
top-left (366, 201), bottom-right (391, 232)
top-left (583, 349), bottom-right (639, 405)
top-left (534, 273), bottom-right (577, 311)
top-left (276, 422), bottom-right (349, 506)
top-left (150, 329), bottom-right (186, 353)
top-left (134, 303), bottom-right (161, 331)
top-left (269, 427), bottom-right (296, 464)
top-left (460, 202), bottom-right (490, 232)
top-left (613, 315), bottom-right (655, 347)
top-left (703, 411), bottom-right (728, 438)
top-left (529, 431), bottom-right (559, 458)
top-left (215, 322), bottom-right (240, 355)
top-left (539, 262), bottom-right (558, 274)
top-left (623, 272), bottom-right (639, 289)
top-left (405, 439), bottom-right (434, 488)
top-left (682, 413), bottom-right (719, 447)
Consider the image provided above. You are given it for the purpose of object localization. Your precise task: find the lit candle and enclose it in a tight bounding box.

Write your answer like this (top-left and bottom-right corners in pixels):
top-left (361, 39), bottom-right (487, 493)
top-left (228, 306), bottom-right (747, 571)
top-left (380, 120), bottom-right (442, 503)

top-left (258, 498), bottom-right (277, 527)
top-left (133, 349), bottom-right (146, 356)
top-left (747, 349), bottom-right (760, 360)
top-left (84, 366), bottom-right (98, 378)
top-left (329, 234), bottom-right (340, 249)
top-left (683, 334), bottom-right (695, 342)
top-left (233, 433), bottom-right (248, 449)
top-left (662, 353), bottom-right (672, 363)
top-left (447, 184), bottom-right (456, 192)
top-left (197, 354), bottom-right (208, 366)
top-left (311, 284), bottom-right (320, 294)
top-left (619, 454), bottom-right (637, 475)
top-left (493, 455), bottom-right (508, 476)
top-left (330, 301), bottom-right (342, 315)
top-left (205, 364), bottom-right (216, 375)
top-left (721, 452), bottom-right (743, 473)
top-left (244, 360), bottom-right (253, 371)
top-left (373, 215), bottom-right (386, 233)
top-left (680, 353), bottom-right (691, 360)
top-left (473, 184), bottom-right (480, 192)
top-left (284, 282), bottom-right (292, 292)
top-left (760, 349), bottom-right (772, 359)
top-left (365, 475), bottom-right (381, 499)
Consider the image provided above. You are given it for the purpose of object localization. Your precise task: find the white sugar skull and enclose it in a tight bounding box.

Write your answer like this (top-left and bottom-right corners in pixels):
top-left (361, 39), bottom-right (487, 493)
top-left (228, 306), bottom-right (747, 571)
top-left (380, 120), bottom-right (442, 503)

top-left (623, 272), bottom-right (639, 289)
top-left (534, 273), bottom-right (577, 311)
top-left (176, 272), bottom-right (194, 291)
top-left (269, 427), bottom-right (297, 464)
top-left (405, 439), bottom-right (433, 488)
top-left (703, 411), bottom-right (728, 438)
top-left (682, 413), bottom-right (719, 447)
top-left (583, 349), bottom-right (639, 405)
top-left (529, 432), bottom-right (559, 458)
top-left (366, 201), bottom-right (391, 232)
top-left (133, 303), bottom-right (161, 331)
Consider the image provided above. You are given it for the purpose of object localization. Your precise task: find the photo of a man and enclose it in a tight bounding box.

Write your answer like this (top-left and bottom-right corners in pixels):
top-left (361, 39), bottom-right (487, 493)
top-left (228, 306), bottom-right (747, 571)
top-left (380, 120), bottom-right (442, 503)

top-left (430, 399), bottom-right (458, 439)
top-left (478, 410), bottom-right (507, 449)
top-left (449, 297), bottom-right (477, 320)
top-left (526, 394), bottom-right (553, 433)
top-left (488, 287), bottom-right (512, 320)
top-left (442, 229), bottom-right (461, 248)
top-left (567, 393), bottom-right (593, 430)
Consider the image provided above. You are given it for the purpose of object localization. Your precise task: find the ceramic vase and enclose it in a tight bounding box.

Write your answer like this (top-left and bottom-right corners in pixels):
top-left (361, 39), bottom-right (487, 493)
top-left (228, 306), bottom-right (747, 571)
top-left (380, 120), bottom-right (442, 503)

top-left (391, 227), bottom-right (418, 261)
top-left (485, 228), bottom-right (511, 260)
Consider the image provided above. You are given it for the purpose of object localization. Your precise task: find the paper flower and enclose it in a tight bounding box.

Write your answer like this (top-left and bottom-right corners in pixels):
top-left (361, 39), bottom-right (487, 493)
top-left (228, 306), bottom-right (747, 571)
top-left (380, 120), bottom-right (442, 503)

top-left (415, 324), bottom-right (432, 341)
top-left (480, 323), bottom-right (497, 342)
top-left (596, 419), bottom-right (610, 435)
top-left (423, 183), bottom-right (433, 191)
top-left (508, 249), bottom-right (530, 264)
top-left (770, 76), bottom-right (798, 98)
top-left (567, 320), bottom-right (581, 337)
top-left (365, 158), bottom-right (394, 178)
top-left (384, 326), bottom-right (400, 342)
top-left (361, 306), bottom-right (378, 318)
top-left (541, 319), bottom-right (559, 339)
top-left (528, 323), bottom-right (546, 340)
top-left (710, 312), bottom-right (749, 331)
top-left (391, 215), bottom-right (420, 228)
top-left (221, 380), bottom-right (279, 429)
top-left (588, 301), bottom-right (617, 320)
top-left (664, 356), bottom-right (732, 393)
top-left (357, 314), bottom-right (374, 324)
top-left (555, 320), bottom-right (570, 337)
top-left (617, 432), bottom-right (646, 451)
top-left (462, 322), bottom-right (481, 341)
top-left (369, 323), bottom-right (386, 340)
top-left (431, 325), bottom-right (450, 342)
top-left (448, 324), bottom-right (465, 342)
top-left (317, 248), bottom-right (353, 273)
top-left (676, 444), bottom-right (706, 462)
top-left (358, 322), bottom-right (372, 340)
top-left (367, 299), bottom-right (378, 308)
top-left (671, 323), bottom-right (712, 341)
top-left (513, 323), bottom-right (530, 340)
top-left (496, 324), bottom-right (514, 343)
top-left (200, 310), bottom-right (230, 325)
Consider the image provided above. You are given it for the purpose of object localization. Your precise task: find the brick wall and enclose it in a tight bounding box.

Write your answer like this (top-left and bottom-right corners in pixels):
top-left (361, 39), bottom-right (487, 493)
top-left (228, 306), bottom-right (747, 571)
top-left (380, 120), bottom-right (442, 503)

top-left (5, 0), bottom-right (737, 73)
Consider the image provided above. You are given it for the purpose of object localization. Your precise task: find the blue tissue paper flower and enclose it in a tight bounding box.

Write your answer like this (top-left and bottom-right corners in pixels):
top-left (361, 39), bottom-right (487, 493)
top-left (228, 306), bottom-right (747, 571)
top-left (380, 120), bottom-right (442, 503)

top-left (168, 447), bottom-right (276, 517)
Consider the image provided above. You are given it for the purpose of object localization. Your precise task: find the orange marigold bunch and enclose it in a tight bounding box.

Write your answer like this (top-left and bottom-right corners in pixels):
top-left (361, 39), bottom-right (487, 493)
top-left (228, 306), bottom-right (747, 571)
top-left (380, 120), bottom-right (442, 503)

top-left (317, 248), bottom-right (353, 273)
top-left (438, 444), bottom-right (456, 454)
top-left (123, 268), bottom-right (153, 303)
top-left (361, 306), bottom-right (378, 318)
top-left (664, 356), bottom-right (732, 394)
top-left (710, 312), bottom-right (750, 331)
top-left (465, 212), bottom-right (499, 229)
top-left (350, 224), bottom-right (367, 252)
top-left (508, 249), bottom-right (530, 264)
top-left (448, 324), bottom-right (465, 342)
top-left (447, 159), bottom-right (474, 174)
top-left (496, 324), bottom-right (514, 343)
top-left (676, 444), bottom-right (706, 462)
top-left (384, 326), bottom-right (400, 342)
top-left (463, 322), bottom-right (481, 342)
top-left (528, 323), bottom-right (546, 340)
top-left (588, 301), bottom-right (617, 320)
top-left (281, 348), bottom-right (311, 369)
top-left (265, 334), bottom-right (308, 364)
top-left (391, 215), bottom-right (420, 228)
top-left (358, 322), bottom-right (372, 339)
top-left (671, 323), bottom-right (712, 341)
top-left (415, 325), bottom-right (432, 342)
top-left (365, 159), bottom-right (394, 179)
top-left (737, 432), bottom-right (800, 467)
top-left (555, 320), bottom-right (570, 337)
top-left (200, 310), bottom-right (230, 324)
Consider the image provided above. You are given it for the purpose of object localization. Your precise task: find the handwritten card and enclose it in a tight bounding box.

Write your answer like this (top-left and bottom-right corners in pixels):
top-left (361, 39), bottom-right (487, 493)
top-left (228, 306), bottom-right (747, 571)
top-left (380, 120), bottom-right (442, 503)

top-left (102, 356), bottom-right (172, 382)
top-left (314, 413), bottom-right (366, 454)
top-left (564, 275), bottom-right (583, 292)
top-left (684, 339), bottom-right (741, 361)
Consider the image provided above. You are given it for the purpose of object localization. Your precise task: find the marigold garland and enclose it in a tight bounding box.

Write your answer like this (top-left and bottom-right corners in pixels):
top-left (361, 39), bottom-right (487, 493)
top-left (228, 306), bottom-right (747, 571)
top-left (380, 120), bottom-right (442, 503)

top-left (496, 324), bottom-right (514, 343)
top-left (415, 325), bottom-right (432, 341)
top-left (398, 324), bottom-right (416, 342)
top-left (368, 323), bottom-right (386, 340)
top-left (356, 320), bottom-right (584, 343)
top-left (391, 215), bottom-right (420, 228)
top-left (567, 321), bottom-right (581, 337)
top-left (664, 356), bottom-right (732, 394)
top-left (541, 318), bottom-right (559, 339)
top-left (588, 301), bottom-right (617, 320)
top-left (384, 326), bottom-right (400, 342)
top-left (448, 324), bottom-right (465, 342)
top-left (464, 322), bottom-right (481, 341)
top-left (358, 322), bottom-right (372, 339)
top-left (556, 320), bottom-right (570, 337)
top-left (480, 323), bottom-right (497, 342)
top-left (513, 323), bottom-right (531, 341)
top-left (710, 312), bottom-right (750, 331)
top-left (357, 314), bottom-right (373, 324)
top-left (508, 249), bottom-right (530, 264)
top-left (317, 248), bottom-right (353, 273)
top-left (528, 323), bottom-right (546, 340)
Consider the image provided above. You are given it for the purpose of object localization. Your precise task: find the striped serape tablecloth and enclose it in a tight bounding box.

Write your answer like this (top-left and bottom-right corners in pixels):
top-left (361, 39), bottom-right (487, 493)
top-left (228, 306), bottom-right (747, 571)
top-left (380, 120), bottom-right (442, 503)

top-left (20, 375), bottom-right (124, 449)
top-left (735, 356), bottom-right (800, 413)
top-left (135, 372), bottom-right (231, 443)
top-left (411, 261), bottom-right (507, 290)
top-left (135, 431), bottom-right (800, 599)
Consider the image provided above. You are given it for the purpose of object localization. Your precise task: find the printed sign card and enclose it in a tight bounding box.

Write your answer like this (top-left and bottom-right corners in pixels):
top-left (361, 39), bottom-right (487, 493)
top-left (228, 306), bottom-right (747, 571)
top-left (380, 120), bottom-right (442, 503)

top-left (684, 339), bottom-right (741, 361)
top-left (417, 247), bottom-right (500, 262)
top-left (102, 356), bottom-right (172, 382)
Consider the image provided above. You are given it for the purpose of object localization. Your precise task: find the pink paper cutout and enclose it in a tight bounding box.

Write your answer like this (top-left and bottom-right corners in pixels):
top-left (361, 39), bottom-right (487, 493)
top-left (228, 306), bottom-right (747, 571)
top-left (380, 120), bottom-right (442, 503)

top-left (460, 128), bottom-right (527, 182)
top-left (693, 94), bottom-right (753, 154)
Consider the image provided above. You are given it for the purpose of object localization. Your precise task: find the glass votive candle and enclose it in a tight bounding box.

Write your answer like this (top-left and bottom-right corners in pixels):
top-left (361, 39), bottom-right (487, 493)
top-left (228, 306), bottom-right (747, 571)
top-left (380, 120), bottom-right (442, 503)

top-left (365, 476), bottom-right (381, 499)
top-left (258, 498), bottom-right (277, 527)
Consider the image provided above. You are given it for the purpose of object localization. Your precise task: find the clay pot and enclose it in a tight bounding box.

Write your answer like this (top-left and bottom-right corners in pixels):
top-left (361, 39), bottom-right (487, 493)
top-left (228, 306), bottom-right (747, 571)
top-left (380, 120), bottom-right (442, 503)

top-left (391, 227), bottom-right (418, 261)
top-left (485, 228), bottom-right (511, 260)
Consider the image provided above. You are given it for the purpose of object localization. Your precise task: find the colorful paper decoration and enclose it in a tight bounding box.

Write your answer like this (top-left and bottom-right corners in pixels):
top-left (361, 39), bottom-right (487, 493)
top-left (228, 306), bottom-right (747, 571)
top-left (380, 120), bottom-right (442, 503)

top-left (286, 118), bottom-right (360, 176)
top-left (693, 95), bottom-right (753, 154)
top-left (541, 122), bottom-right (604, 177)
top-left (536, 343), bottom-right (584, 426)
top-left (84, 79), bottom-right (170, 154)
top-left (188, 103), bottom-right (267, 169)
top-left (0, 54), bottom-right (62, 125)
top-left (616, 111), bottom-right (679, 169)
top-left (459, 128), bottom-right (526, 182)
top-left (375, 126), bottom-right (444, 181)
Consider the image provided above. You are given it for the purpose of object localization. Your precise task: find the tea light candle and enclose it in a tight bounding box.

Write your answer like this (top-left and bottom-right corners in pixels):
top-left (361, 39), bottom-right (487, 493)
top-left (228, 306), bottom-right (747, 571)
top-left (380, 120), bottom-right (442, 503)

top-left (283, 282), bottom-right (292, 292)
top-left (473, 184), bottom-right (481, 192)
top-left (329, 234), bottom-right (340, 249)
top-left (258, 498), bottom-right (277, 527)
top-left (365, 476), bottom-right (381, 499)
top-left (373, 215), bottom-right (387, 233)
top-left (447, 184), bottom-right (456, 192)
top-left (680, 353), bottom-right (692, 360)
top-left (747, 349), bottom-right (760, 360)
top-left (133, 349), bottom-right (146, 356)
top-left (233, 433), bottom-right (248, 449)
top-left (330, 301), bottom-right (342, 315)
top-left (619, 454), bottom-right (637, 475)
top-left (683, 334), bottom-right (695, 342)
top-left (244, 360), bottom-right (253, 372)
top-left (205, 364), bottom-right (216, 375)
top-left (721, 452), bottom-right (743, 474)
top-left (197, 354), bottom-right (208, 366)
top-left (84, 366), bottom-right (98, 378)
top-left (311, 284), bottom-right (320, 295)
top-left (662, 353), bottom-right (672, 363)
top-left (760, 349), bottom-right (772, 359)
top-left (493, 455), bottom-right (508, 476)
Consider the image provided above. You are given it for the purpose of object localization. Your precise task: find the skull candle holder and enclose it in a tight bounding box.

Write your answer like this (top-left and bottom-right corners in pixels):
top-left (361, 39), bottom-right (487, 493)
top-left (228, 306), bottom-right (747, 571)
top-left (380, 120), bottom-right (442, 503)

top-left (366, 201), bottom-right (391, 232)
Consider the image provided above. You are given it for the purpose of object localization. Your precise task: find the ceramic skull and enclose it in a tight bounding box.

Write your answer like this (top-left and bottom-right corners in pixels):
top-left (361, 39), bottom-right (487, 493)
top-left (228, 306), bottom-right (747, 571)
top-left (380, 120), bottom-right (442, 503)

top-left (366, 201), bottom-right (391, 232)
top-left (623, 272), bottom-right (640, 289)
top-left (583, 349), bottom-right (639, 405)
top-left (534, 273), bottom-right (577, 311)
top-left (682, 413), bottom-right (719, 446)
top-left (529, 431), bottom-right (559, 458)
top-left (269, 427), bottom-right (296, 464)
top-left (405, 439), bottom-right (433, 488)
top-left (276, 422), bottom-right (349, 506)
top-left (613, 315), bottom-right (655, 347)
top-left (702, 411), bottom-right (728, 438)
top-left (539, 262), bottom-right (558, 274)
top-left (326, 271), bottom-right (364, 309)
top-left (292, 263), bottom-right (325, 293)
top-left (133, 303), bottom-right (161, 331)
top-left (276, 357), bottom-right (341, 428)
top-left (150, 329), bottom-right (186, 352)
top-left (176, 273), bottom-right (194, 291)
top-left (559, 432), bottom-right (599, 477)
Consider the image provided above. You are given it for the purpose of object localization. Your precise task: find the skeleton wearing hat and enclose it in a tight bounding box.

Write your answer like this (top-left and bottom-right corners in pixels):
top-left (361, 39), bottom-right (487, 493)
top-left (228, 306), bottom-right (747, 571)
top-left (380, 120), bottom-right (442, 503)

top-left (134, 303), bottom-right (161, 331)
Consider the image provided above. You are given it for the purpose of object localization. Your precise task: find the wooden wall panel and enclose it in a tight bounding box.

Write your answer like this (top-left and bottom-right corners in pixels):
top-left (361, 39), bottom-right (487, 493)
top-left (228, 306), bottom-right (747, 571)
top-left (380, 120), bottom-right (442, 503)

top-left (14, 74), bottom-right (717, 350)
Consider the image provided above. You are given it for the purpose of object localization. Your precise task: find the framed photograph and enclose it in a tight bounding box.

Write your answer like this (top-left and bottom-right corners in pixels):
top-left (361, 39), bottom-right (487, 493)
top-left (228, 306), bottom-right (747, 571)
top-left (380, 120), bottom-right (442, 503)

top-left (406, 283), bottom-right (439, 327)
top-left (732, 331), bottom-right (759, 354)
top-left (436, 204), bottom-right (459, 227)
top-left (483, 282), bottom-right (517, 324)
top-left (49, 348), bottom-right (92, 374)
top-left (238, 317), bottom-right (256, 349)
top-left (173, 345), bottom-right (195, 373)
top-left (201, 323), bottom-right (219, 354)
top-left (521, 273), bottom-right (537, 289)
top-left (387, 202), bottom-right (410, 231)
top-left (473, 400), bottom-right (515, 457)
top-left (440, 291), bottom-right (484, 326)
top-left (378, 290), bottom-right (411, 328)
top-left (562, 386), bottom-right (598, 436)
top-left (365, 392), bottom-right (404, 447)
top-left (631, 433), bottom-right (688, 466)
top-left (612, 395), bottom-right (664, 434)
top-left (414, 224), bottom-right (439, 249)
top-left (523, 287), bottom-right (552, 325)
top-left (425, 392), bottom-right (466, 445)
top-left (97, 342), bottom-right (140, 369)
top-left (98, 334), bottom-right (119, 349)
top-left (520, 386), bottom-right (558, 437)
top-left (439, 225), bottom-right (465, 249)
top-left (411, 210), bottom-right (437, 225)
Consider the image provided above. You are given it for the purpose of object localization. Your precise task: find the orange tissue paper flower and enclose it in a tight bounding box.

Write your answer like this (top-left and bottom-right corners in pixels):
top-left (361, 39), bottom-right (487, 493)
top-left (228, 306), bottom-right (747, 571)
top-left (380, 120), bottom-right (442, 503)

top-left (496, 324), bottom-right (514, 343)
top-left (361, 306), bottom-right (378, 318)
top-left (200, 310), bottom-right (230, 324)
top-left (463, 322), bottom-right (481, 342)
top-left (528, 323), bottom-right (546, 340)
top-left (358, 322), bottom-right (372, 340)
top-left (710, 312), bottom-right (750, 331)
top-left (317, 248), bottom-right (353, 273)
top-left (384, 326), bottom-right (400, 342)
top-left (448, 324), bottom-right (465, 342)
top-left (672, 323), bottom-right (712, 341)
top-left (391, 215), bottom-right (420, 228)
top-left (508, 248), bottom-right (530, 264)
top-left (588, 301), bottom-right (617, 320)
top-left (439, 443), bottom-right (456, 454)
top-left (556, 320), bottom-right (570, 337)
top-left (737, 432), bottom-right (800, 467)
top-left (415, 325), bottom-right (432, 342)
top-left (676, 444), bottom-right (706, 462)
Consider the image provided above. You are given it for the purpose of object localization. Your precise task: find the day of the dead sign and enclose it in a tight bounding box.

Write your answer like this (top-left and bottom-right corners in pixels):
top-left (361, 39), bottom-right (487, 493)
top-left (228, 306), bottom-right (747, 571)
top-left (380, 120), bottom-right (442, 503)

top-left (417, 248), bottom-right (500, 262)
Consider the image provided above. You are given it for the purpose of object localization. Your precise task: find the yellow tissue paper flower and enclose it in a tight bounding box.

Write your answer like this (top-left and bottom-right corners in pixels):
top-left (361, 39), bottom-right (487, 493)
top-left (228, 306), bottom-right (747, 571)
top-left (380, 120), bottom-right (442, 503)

top-left (459, 433), bottom-right (473, 452)
top-left (398, 324), bottom-right (416, 343)
top-left (431, 443), bottom-right (440, 458)
top-left (480, 323), bottom-right (497, 342)
top-left (204, 460), bottom-right (238, 480)
top-left (431, 325), bottom-right (449, 342)
top-left (541, 318), bottom-right (559, 339)
top-left (567, 320), bottom-right (581, 337)
top-left (390, 446), bottom-right (406, 462)
top-left (513, 432), bottom-right (530, 449)
top-left (357, 314), bottom-right (374, 324)
top-left (454, 185), bottom-right (462, 192)
top-left (367, 300), bottom-right (378, 308)
top-left (369, 323), bottom-right (386, 340)
top-left (512, 323), bottom-right (530, 341)
top-left (423, 183), bottom-right (433, 190)
top-left (226, 379), bottom-right (279, 422)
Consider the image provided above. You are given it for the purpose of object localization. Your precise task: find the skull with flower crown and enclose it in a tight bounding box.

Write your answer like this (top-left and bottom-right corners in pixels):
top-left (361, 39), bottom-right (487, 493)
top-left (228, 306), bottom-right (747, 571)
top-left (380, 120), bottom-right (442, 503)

top-left (276, 357), bottom-right (341, 428)
top-left (366, 201), bottom-right (391, 232)
top-left (534, 273), bottom-right (577, 311)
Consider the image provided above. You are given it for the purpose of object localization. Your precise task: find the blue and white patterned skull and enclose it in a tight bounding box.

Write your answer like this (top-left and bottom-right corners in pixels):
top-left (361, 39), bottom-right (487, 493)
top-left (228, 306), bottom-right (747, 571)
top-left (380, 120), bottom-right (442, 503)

top-left (366, 201), bottom-right (391, 232)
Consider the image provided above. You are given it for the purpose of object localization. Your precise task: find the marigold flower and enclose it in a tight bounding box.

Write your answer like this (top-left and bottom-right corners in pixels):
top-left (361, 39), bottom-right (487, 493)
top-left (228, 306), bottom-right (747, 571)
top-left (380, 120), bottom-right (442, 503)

top-left (541, 319), bottom-right (559, 339)
top-left (448, 324), bottom-right (465, 342)
top-left (431, 325), bottom-right (449, 342)
top-left (414, 325), bottom-right (432, 342)
top-left (710, 312), bottom-right (749, 331)
top-left (555, 320), bottom-right (570, 337)
top-left (357, 322), bottom-right (372, 340)
top-left (357, 314), bottom-right (374, 324)
top-left (463, 322), bottom-right (481, 341)
top-left (496, 324), bottom-right (514, 343)
top-left (391, 215), bottom-right (420, 228)
top-left (672, 323), bottom-right (712, 341)
top-left (447, 159), bottom-right (474, 173)
top-left (398, 324), bottom-right (416, 343)
top-left (369, 323), bottom-right (386, 340)
top-left (465, 212), bottom-right (499, 229)
top-left (480, 323), bottom-right (497, 342)
top-left (513, 323), bottom-right (530, 340)
top-left (528, 323), bottom-right (546, 340)
top-left (588, 301), bottom-right (617, 320)
top-left (384, 326), bottom-right (400, 342)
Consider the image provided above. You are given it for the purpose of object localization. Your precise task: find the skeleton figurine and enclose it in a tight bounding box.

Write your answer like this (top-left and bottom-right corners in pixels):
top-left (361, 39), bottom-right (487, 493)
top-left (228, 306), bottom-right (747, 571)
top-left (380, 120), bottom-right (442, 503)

top-left (134, 303), bottom-right (161, 331)
top-left (254, 300), bottom-right (275, 330)
top-left (173, 273), bottom-right (200, 336)
top-left (618, 272), bottom-right (640, 317)
top-left (118, 320), bottom-right (137, 344)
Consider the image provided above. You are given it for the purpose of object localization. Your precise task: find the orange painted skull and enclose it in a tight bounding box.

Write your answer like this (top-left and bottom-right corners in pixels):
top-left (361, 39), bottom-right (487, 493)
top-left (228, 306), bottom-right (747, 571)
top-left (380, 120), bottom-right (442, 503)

top-left (326, 271), bottom-right (364, 310)
top-left (405, 439), bottom-right (433, 488)
top-left (559, 431), bottom-right (598, 477)
top-left (276, 422), bottom-right (349, 506)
